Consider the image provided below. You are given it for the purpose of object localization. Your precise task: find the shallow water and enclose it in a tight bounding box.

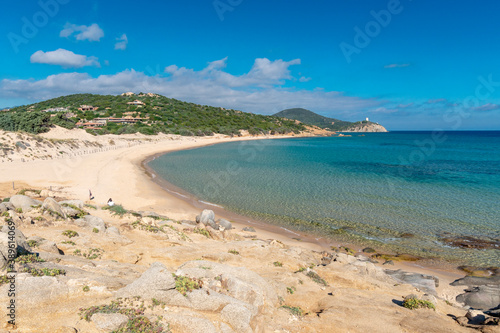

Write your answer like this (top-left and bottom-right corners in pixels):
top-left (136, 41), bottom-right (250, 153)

top-left (149, 132), bottom-right (500, 266)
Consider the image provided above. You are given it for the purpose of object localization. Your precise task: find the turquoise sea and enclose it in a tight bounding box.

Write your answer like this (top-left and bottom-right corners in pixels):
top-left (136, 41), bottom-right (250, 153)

top-left (149, 131), bottom-right (500, 266)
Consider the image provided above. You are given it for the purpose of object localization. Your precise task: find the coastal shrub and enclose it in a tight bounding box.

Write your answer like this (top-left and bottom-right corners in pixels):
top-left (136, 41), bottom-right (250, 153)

top-left (0, 275), bottom-right (10, 286)
top-left (228, 249), bottom-right (240, 255)
top-left (62, 240), bottom-right (76, 245)
top-left (92, 228), bottom-right (99, 233)
top-left (1, 211), bottom-right (9, 217)
top-left (15, 208), bottom-right (22, 214)
top-left (17, 188), bottom-right (41, 195)
top-left (286, 286), bottom-right (296, 294)
top-left (27, 240), bottom-right (38, 248)
top-left (273, 261), bottom-right (283, 267)
top-left (79, 248), bottom-right (104, 260)
top-left (173, 274), bottom-right (202, 296)
top-left (306, 271), bottom-right (328, 286)
top-left (62, 230), bottom-right (79, 238)
top-left (103, 204), bottom-right (127, 217)
top-left (14, 254), bottom-right (45, 264)
top-left (84, 204), bottom-right (97, 210)
top-left (402, 298), bottom-right (435, 310)
top-left (131, 221), bottom-right (162, 233)
top-left (22, 267), bottom-right (66, 277)
top-left (281, 305), bottom-right (304, 317)
top-left (2, 198), bottom-right (9, 202)
top-left (193, 227), bottom-right (210, 238)
top-left (83, 285), bottom-right (90, 292)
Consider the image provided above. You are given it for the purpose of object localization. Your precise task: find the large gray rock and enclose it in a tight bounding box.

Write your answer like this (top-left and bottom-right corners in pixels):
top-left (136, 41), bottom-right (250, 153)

top-left (456, 285), bottom-right (500, 310)
top-left (37, 239), bottom-right (61, 255)
top-left (61, 207), bottom-right (80, 219)
top-left (105, 226), bottom-right (120, 236)
top-left (0, 233), bottom-right (12, 269)
top-left (221, 303), bottom-right (254, 333)
top-left (1, 227), bottom-right (31, 255)
top-left (91, 313), bottom-right (128, 331)
top-left (9, 195), bottom-right (41, 212)
top-left (197, 210), bottom-right (215, 226)
top-left (165, 288), bottom-right (249, 312)
top-left (218, 219), bottom-right (233, 230)
top-left (75, 215), bottom-right (106, 232)
top-left (58, 200), bottom-right (84, 209)
top-left (451, 275), bottom-right (500, 287)
top-left (384, 269), bottom-right (439, 295)
top-left (3, 202), bottom-right (14, 211)
top-left (176, 260), bottom-right (278, 311)
top-left (42, 197), bottom-right (66, 218)
top-left (115, 262), bottom-right (175, 299)
top-left (4, 275), bottom-right (69, 305)
top-left (207, 219), bottom-right (219, 230)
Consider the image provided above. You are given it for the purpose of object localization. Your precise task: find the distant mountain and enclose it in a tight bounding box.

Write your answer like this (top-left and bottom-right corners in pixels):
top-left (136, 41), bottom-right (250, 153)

top-left (273, 108), bottom-right (387, 132)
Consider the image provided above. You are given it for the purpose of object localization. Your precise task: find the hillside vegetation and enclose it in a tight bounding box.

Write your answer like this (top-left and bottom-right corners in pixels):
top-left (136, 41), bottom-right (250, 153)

top-left (273, 108), bottom-right (385, 132)
top-left (1, 93), bottom-right (305, 136)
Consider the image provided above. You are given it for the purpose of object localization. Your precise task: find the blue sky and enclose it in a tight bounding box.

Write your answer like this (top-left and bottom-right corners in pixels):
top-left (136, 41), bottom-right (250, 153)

top-left (1, 0), bottom-right (499, 130)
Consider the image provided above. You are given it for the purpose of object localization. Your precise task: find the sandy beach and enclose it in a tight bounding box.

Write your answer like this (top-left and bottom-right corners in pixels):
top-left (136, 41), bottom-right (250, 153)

top-left (0, 127), bottom-right (472, 280)
top-left (0, 127), bottom-right (495, 332)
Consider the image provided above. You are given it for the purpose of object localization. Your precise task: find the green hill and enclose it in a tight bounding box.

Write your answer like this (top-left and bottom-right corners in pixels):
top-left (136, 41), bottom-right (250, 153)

top-left (0, 93), bottom-right (305, 136)
top-left (273, 108), bottom-right (385, 132)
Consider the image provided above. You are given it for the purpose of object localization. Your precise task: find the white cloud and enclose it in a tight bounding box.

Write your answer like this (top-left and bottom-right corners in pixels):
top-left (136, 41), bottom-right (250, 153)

top-left (299, 76), bottom-right (312, 82)
top-left (384, 63), bottom-right (410, 69)
top-left (164, 57), bottom-right (302, 88)
top-left (471, 103), bottom-right (500, 112)
top-left (30, 49), bottom-right (100, 68)
top-left (115, 34), bottom-right (128, 50)
top-left (60, 23), bottom-right (104, 42)
top-left (1, 58), bottom-right (380, 117)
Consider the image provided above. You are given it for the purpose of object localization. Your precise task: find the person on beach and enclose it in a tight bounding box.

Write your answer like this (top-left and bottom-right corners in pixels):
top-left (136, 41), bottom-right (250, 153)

top-left (107, 198), bottom-right (115, 207)
top-left (89, 189), bottom-right (94, 201)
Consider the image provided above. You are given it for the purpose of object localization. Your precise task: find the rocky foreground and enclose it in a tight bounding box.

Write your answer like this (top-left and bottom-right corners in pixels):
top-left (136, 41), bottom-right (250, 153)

top-left (0, 190), bottom-right (498, 333)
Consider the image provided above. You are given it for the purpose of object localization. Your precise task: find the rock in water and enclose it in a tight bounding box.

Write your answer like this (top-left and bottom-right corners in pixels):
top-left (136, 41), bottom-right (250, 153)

top-left (197, 210), bottom-right (215, 226)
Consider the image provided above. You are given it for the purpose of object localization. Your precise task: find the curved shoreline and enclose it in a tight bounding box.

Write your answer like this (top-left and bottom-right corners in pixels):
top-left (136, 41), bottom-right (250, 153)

top-left (139, 137), bottom-right (470, 285)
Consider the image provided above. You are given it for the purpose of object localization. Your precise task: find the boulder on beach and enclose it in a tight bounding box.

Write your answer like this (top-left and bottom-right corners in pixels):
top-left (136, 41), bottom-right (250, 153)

top-left (384, 269), bottom-right (439, 295)
top-left (456, 285), bottom-right (500, 311)
top-left (218, 218), bottom-right (233, 230)
top-left (114, 262), bottom-right (176, 300)
top-left (196, 209), bottom-right (215, 226)
top-left (42, 197), bottom-right (66, 218)
top-left (75, 215), bottom-right (106, 232)
top-left (0, 226), bottom-right (31, 256)
top-left (9, 195), bottom-right (41, 212)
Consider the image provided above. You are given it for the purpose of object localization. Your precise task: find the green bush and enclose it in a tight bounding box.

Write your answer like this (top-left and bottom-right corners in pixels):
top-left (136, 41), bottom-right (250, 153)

top-left (403, 298), bottom-right (435, 310)
top-left (281, 305), bottom-right (303, 317)
top-left (173, 275), bottom-right (202, 296)
top-left (62, 230), bottom-right (79, 238)
top-left (103, 204), bottom-right (127, 217)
